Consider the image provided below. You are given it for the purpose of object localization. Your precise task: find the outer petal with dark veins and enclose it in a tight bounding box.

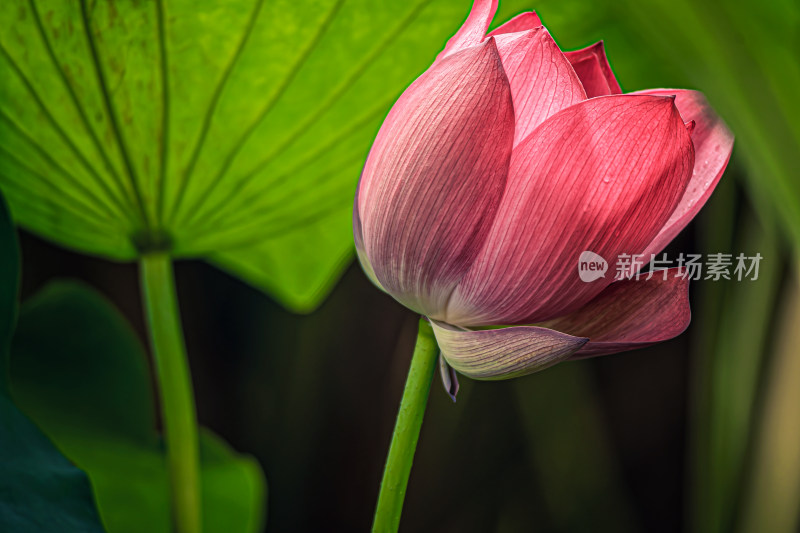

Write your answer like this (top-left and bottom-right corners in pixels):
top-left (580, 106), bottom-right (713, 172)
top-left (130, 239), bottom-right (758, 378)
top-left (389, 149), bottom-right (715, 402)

top-left (448, 95), bottom-right (694, 326)
top-left (564, 41), bottom-right (623, 98)
top-left (634, 89), bottom-right (734, 261)
top-left (542, 268), bottom-right (691, 357)
top-left (494, 28), bottom-right (586, 144)
top-left (431, 320), bottom-right (588, 380)
top-left (357, 40), bottom-right (515, 318)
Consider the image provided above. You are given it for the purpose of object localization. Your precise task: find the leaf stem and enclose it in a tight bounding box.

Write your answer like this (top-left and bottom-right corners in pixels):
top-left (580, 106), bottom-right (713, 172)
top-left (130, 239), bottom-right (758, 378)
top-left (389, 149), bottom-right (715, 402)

top-left (140, 253), bottom-right (201, 533)
top-left (372, 317), bottom-right (438, 533)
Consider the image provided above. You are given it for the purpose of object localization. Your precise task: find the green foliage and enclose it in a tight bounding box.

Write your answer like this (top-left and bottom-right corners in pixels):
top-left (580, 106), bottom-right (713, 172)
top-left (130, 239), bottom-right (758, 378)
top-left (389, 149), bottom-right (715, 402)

top-left (0, 195), bottom-right (105, 532)
top-left (10, 281), bottom-right (267, 533)
top-left (0, 0), bottom-right (474, 311)
top-left (690, 188), bottom-right (783, 533)
top-left (620, 0), bottom-right (800, 252)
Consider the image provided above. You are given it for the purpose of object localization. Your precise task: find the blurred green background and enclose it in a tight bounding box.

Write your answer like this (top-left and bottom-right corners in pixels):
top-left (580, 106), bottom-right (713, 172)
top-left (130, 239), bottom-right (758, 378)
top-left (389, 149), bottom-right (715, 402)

top-left (3, 0), bottom-right (800, 531)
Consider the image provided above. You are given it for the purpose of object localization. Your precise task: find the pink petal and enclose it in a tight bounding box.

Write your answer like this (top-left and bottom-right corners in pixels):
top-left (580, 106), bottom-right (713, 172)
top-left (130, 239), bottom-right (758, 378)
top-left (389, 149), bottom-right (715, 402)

top-left (430, 320), bottom-right (588, 380)
top-left (439, 0), bottom-right (497, 60)
top-left (447, 95), bottom-right (695, 326)
top-left (353, 180), bottom-right (383, 290)
top-left (487, 12), bottom-right (542, 36)
top-left (564, 41), bottom-right (623, 98)
top-left (358, 40), bottom-right (515, 318)
top-left (494, 28), bottom-right (587, 144)
top-left (633, 89), bottom-right (734, 260)
top-left (541, 268), bottom-right (691, 357)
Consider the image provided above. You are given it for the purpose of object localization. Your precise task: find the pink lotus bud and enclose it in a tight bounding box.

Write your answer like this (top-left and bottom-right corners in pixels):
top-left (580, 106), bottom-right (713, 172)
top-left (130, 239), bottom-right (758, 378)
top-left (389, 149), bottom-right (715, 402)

top-left (354, 0), bottom-right (733, 380)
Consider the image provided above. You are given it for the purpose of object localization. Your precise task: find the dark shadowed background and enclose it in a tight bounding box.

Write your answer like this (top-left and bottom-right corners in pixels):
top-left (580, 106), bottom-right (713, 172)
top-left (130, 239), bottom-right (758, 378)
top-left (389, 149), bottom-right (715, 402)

top-left (17, 169), bottom-right (787, 532)
top-left (6, 0), bottom-right (800, 530)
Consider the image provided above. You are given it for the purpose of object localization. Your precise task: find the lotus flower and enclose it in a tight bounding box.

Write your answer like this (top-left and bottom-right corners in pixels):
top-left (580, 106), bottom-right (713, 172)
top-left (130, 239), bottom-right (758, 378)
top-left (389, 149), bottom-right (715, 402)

top-left (353, 0), bottom-right (733, 380)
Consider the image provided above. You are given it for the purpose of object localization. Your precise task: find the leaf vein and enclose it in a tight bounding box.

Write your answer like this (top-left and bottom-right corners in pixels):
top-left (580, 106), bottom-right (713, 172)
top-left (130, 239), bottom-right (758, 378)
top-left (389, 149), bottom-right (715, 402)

top-left (182, 0), bottom-right (429, 232)
top-left (173, 0), bottom-right (347, 229)
top-left (165, 0), bottom-right (267, 226)
top-left (156, 0), bottom-right (170, 227)
top-left (27, 0), bottom-right (135, 224)
top-left (0, 44), bottom-right (123, 224)
top-left (0, 142), bottom-right (123, 232)
top-left (79, 0), bottom-right (151, 233)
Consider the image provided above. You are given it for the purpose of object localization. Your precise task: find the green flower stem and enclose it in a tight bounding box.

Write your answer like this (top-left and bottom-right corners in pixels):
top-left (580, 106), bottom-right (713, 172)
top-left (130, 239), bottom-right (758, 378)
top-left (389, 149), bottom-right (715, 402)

top-left (372, 317), bottom-right (439, 533)
top-left (140, 253), bottom-right (201, 533)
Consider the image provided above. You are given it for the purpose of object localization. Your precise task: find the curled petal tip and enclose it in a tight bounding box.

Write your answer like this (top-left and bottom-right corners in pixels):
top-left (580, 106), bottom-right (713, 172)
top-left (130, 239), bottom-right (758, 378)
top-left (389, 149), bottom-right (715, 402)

top-left (563, 40), bottom-right (622, 97)
top-left (438, 354), bottom-right (460, 402)
top-left (651, 94), bottom-right (677, 107)
top-left (439, 0), bottom-right (499, 59)
top-left (630, 88), bottom-right (733, 260)
top-left (586, 40), bottom-right (605, 51)
top-left (471, 34), bottom-right (503, 63)
top-left (488, 11), bottom-right (543, 36)
top-left (493, 26), bottom-right (586, 143)
top-left (685, 119), bottom-right (696, 135)
top-left (655, 94), bottom-right (682, 115)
